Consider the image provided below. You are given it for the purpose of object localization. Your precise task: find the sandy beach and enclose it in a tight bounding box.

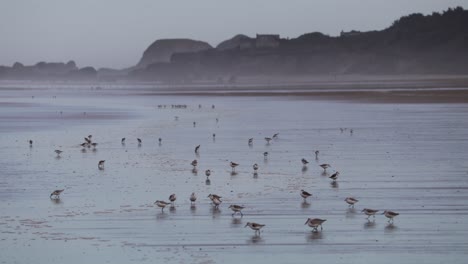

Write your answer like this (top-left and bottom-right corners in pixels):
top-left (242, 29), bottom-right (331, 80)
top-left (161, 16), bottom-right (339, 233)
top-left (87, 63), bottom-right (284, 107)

top-left (1, 82), bottom-right (468, 264)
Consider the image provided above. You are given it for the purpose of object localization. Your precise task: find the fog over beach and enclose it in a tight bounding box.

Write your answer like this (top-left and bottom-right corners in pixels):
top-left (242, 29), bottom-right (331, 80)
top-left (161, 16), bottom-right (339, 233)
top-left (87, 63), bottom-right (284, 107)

top-left (1, 1), bottom-right (468, 264)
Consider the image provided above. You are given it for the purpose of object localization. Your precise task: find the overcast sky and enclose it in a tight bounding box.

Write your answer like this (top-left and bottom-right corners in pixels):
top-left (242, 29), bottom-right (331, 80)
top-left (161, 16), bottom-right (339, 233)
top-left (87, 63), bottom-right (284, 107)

top-left (1, 0), bottom-right (467, 69)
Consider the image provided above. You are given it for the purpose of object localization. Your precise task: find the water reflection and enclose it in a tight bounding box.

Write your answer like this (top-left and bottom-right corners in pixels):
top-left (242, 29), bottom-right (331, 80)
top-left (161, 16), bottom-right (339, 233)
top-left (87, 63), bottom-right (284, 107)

top-left (230, 217), bottom-right (242, 227)
top-left (50, 198), bottom-right (62, 205)
top-left (156, 212), bottom-right (168, 220)
top-left (346, 208), bottom-right (356, 219)
top-left (210, 207), bottom-right (221, 219)
top-left (306, 231), bottom-right (324, 242)
top-left (190, 204), bottom-right (197, 213)
top-left (321, 171), bottom-right (329, 177)
top-left (253, 172), bottom-right (258, 179)
top-left (248, 234), bottom-right (264, 244)
top-left (330, 181), bottom-right (339, 189)
top-left (364, 220), bottom-right (376, 229)
top-left (169, 205), bottom-right (176, 213)
top-left (230, 171), bottom-right (238, 176)
top-left (301, 201), bottom-right (311, 209)
top-left (205, 179), bottom-right (211, 185)
top-left (385, 223), bottom-right (398, 233)
top-left (192, 168), bottom-right (198, 175)
top-left (302, 166), bottom-right (308, 174)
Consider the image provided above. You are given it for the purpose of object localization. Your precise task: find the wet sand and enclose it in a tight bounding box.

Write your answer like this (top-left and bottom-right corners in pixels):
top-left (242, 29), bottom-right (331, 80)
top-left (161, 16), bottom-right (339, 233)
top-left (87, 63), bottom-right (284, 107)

top-left (1, 84), bottom-right (468, 263)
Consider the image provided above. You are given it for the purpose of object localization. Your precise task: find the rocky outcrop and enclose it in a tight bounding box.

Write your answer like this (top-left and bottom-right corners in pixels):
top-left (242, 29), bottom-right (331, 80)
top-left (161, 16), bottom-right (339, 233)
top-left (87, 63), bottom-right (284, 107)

top-left (136, 39), bottom-right (212, 68)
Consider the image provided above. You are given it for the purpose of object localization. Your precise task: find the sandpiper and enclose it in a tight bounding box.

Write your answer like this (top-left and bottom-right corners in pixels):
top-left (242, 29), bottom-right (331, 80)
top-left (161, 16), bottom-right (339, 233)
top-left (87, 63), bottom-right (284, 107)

top-left (329, 171), bottom-right (339, 181)
top-left (80, 142), bottom-right (87, 148)
top-left (190, 193), bottom-right (197, 204)
top-left (191, 160), bottom-right (198, 168)
top-left (50, 189), bottom-right (64, 199)
top-left (88, 135), bottom-right (92, 140)
top-left (121, 138), bottom-right (126, 144)
top-left (264, 137), bottom-right (272, 144)
top-left (169, 194), bottom-right (177, 205)
top-left (98, 160), bottom-right (105, 169)
top-left (301, 158), bottom-right (309, 166)
top-left (300, 190), bottom-right (312, 201)
top-left (230, 161), bottom-right (239, 172)
top-left (245, 222), bottom-right (265, 235)
top-left (362, 208), bottom-right (379, 219)
top-left (253, 163), bottom-right (259, 171)
top-left (54, 150), bottom-right (63, 156)
top-left (345, 197), bottom-right (359, 207)
top-left (208, 194), bottom-right (222, 200)
top-left (205, 169), bottom-right (211, 177)
top-left (211, 197), bottom-right (222, 209)
top-left (29, 140), bottom-right (33, 146)
top-left (263, 152), bottom-right (268, 158)
top-left (84, 137), bottom-right (91, 144)
top-left (229, 205), bottom-right (245, 217)
top-left (305, 218), bottom-right (327, 232)
top-left (193, 121), bottom-right (196, 127)
top-left (212, 133), bottom-right (216, 139)
top-left (158, 138), bottom-right (162, 144)
top-left (137, 138), bottom-right (142, 144)
top-left (195, 145), bottom-right (200, 153)
top-left (315, 150), bottom-right (319, 159)
top-left (248, 138), bottom-right (253, 145)
top-left (320, 163), bottom-right (331, 171)
top-left (382, 210), bottom-right (399, 223)
top-left (273, 133), bottom-right (279, 139)
top-left (154, 200), bottom-right (170, 212)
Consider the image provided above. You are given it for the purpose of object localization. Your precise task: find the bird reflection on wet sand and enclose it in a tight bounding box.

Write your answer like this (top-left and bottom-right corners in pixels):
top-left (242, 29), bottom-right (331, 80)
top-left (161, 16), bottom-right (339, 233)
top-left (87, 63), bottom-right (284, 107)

top-left (205, 179), bottom-right (211, 185)
top-left (301, 201), bottom-right (311, 209)
top-left (364, 220), bottom-right (377, 229)
top-left (330, 181), bottom-right (339, 188)
top-left (346, 208), bottom-right (356, 218)
top-left (231, 217), bottom-right (242, 227)
top-left (248, 234), bottom-right (264, 244)
top-left (306, 231), bottom-right (324, 242)
top-left (385, 223), bottom-right (398, 233)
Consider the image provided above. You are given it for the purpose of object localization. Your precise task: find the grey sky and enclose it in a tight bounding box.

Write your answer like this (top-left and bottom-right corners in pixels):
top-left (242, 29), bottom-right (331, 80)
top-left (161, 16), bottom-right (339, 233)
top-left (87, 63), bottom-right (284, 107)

top-left (1, 0), bottom-right (467, 69)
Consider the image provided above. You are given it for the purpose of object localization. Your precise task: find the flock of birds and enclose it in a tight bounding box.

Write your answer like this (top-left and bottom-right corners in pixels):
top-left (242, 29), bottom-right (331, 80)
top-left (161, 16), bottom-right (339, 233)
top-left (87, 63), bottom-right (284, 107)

top-left (42, 122), bottom-right (399, 237)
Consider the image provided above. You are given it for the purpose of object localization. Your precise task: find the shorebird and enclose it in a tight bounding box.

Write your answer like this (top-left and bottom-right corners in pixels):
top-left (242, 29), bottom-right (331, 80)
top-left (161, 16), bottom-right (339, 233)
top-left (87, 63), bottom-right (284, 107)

top-left (158, 138), bottom-right (162, 144)
top-left (301, 158), bottom-right (309, 166)
top-left (98, 160), bottom-right (105, 169)
top-left (50, 189), bottom-right (64, 199)
top-left (205, 169), bottom-right (211, 177)
top-left (154, 200), bottom-right (170, 212)
top-left (345, 197), bottom-right (359, 207)
top-left (350, 129), bottom-right (354, 134)
top-left (211, 197), bottom-right (222, 209)
top-left (137, 138), bottom-right (142, 144)
top-left (253, 163), bottom-right (259, 172)
top-left (263, 152), bottom-right (268, 158)
top-left (54, 150), bottom-right (63, 156)
top-left (329, 171), bottom-right (339, 181)
top-left (273, 133), bottom-right (279, 139)
top-left (315, 150), bottom-right (319, 159)
top-left (121, 138), bottom-right (126, 144)
top-left (362, 208), bottom-right (379, 219)
top-left (248, 138), bottom-right (253, 145)
top-left (320, 164), bottom-right (331, 171)
top-left (305, 218), bottom-right (327, 232)
top-left (169, 194), bottom-right (177, 205)
top-left (230, 162), bottom-right (239, 172)
top-left (264, 137), bottom-right (272, 144)
top-left (29, 140), bottom-right (33, 146)
top-left (191, 160), bottom-right (198, 168)
top-left (195, 145), bottom-right (200, 153)
top-left (212, 133), bottom-right (216, 139)
top-left (229, 205), bottom-right (245, 217)
top-left (245, 222), bottom-right (265, 235)
top-left (84, 137), bottom-right (91, 144)
top-left (300, 190), bottom-right (312, 201)
top-left (190, 193), bottom-right (197, 204)
top-left (88, 135), bottom-right (92, 140)
top-left (208, 194), bottom-right (222, 200)
top-left (193, 122), bottom-right (196, 127)
top-left (80, 142), bottom-right (87, 148)
top-left (382, 210), bottom-right (399, 223)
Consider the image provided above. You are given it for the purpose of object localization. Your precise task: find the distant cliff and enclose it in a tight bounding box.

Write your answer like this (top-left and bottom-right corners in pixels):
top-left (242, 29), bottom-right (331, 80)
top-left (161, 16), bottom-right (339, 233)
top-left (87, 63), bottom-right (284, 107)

top-left (136, 39), bottom-right (212, 68)
top-left (131, 7), bottom-right (468, 81)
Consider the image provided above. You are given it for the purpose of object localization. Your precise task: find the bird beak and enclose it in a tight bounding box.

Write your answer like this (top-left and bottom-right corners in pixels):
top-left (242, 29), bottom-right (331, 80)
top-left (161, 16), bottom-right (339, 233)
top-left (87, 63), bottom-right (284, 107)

top-left (304, 219), bottom-right (309, 225)
top-left (244, 224), bottom-right (248, 227)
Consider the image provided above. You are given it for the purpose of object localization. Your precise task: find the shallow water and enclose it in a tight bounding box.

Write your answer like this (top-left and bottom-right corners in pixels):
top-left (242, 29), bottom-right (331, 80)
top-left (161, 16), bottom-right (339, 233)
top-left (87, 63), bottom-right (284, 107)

top-left (1, 86), bottom-right (468, 263)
